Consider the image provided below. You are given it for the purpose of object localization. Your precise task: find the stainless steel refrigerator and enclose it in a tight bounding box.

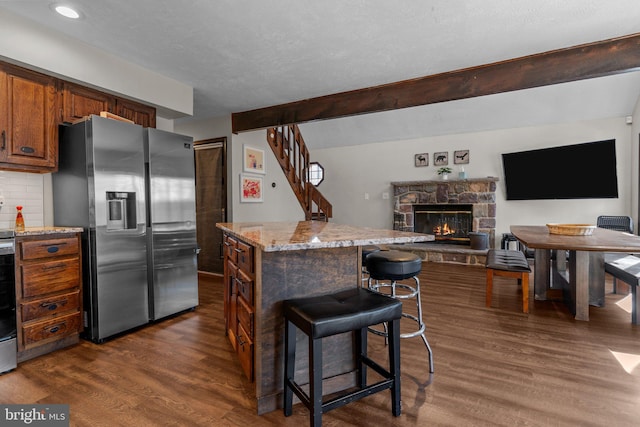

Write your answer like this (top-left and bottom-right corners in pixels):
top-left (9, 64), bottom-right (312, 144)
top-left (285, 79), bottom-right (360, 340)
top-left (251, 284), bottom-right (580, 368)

top-left (145, 128), bottom-right (198, 321)
top-left (53, 115), bottom-right (198, 343)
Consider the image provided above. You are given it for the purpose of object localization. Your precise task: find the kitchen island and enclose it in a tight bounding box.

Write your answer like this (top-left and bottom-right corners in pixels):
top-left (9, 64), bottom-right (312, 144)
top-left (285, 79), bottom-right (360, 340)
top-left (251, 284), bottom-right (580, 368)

top-left (216, 221), bottom-right (432, 414)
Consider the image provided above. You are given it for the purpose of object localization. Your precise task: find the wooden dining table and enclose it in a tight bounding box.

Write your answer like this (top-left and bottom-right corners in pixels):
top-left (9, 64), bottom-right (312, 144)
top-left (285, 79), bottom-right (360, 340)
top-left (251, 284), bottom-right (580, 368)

top-left (510, 225), bottom-right (640, 321)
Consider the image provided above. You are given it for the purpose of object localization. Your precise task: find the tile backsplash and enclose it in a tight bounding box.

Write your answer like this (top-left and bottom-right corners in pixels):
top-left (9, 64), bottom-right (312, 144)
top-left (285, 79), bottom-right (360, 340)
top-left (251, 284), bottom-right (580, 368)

top-left (0, 171), bottom-right (45, 229)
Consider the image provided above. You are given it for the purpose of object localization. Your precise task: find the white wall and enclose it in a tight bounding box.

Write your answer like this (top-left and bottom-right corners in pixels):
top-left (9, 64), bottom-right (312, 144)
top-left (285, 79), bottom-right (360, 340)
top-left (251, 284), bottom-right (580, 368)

top-left (631, 98), bottom-right (640, 226)
top-left (224, 117), bottom-right (632, 247)
top-left (316, 117), bottom-right (633, 241)
top-left (227, 130), bottom-right (305, 222)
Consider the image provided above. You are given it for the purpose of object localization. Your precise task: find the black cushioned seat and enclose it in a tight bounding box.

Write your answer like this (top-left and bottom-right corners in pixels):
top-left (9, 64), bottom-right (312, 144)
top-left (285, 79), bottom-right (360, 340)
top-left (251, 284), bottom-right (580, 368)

top-left (361, 245), bottom-right (381, 265)
top-left (486, 249), bottom-right (531, 272)
top-left (485, 249), bottom-right (531, 313)
top-left (283, 287), bottom-right (402, 339)
top-left (366, 250), bottom-right (422, 280)
top-left (283, 287), bottom-right (402, 427)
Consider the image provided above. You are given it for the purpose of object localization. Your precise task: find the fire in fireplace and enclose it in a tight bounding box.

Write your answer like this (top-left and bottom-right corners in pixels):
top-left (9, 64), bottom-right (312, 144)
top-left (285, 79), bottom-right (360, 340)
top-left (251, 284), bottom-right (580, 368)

top-left (413, 204), bottom-right (473, 244)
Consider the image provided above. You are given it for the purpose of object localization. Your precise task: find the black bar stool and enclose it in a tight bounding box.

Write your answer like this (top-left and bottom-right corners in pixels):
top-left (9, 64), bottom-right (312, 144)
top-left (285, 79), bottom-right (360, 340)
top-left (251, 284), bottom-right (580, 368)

top-left (361, 245), bottom-right (381, 284)
top-left (365, 249), bottom-right (434, 373)
top-left (283, 287), bottom-right (402, 427)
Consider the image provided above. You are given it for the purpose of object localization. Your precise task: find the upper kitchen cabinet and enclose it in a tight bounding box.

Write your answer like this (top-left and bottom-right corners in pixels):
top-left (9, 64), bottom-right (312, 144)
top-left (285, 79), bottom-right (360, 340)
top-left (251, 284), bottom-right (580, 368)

top-left (0, 63), bottom-right (59, 172)
top-left (61, 82), bottom-right (116, 123)
top-left (115, 98), bottom-right (156, 128)
top-left (61, 81), bottom-right (156, 128)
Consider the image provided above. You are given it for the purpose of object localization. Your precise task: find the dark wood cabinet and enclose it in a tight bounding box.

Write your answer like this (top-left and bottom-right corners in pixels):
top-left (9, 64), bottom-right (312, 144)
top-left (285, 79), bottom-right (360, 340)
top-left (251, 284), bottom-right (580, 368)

top-left (62, 82), bottom-right (156, 128)
top-left (116, 98), bottom-right (156, 128)
top-left (15, 233), bottom-right (83, 362)
top-left (61, 82), bottom-right (116, 123)
top-left (0, 61), bottom-right (158, 173)
top-left (223, 233), bottom-right (255, 381)
top-left (0, 63), bottom-right (58, 172)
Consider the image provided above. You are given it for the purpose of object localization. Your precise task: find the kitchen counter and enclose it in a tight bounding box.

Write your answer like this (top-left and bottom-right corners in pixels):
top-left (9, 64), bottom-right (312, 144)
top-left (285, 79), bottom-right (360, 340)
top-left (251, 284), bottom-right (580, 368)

top-left (217, 221), bottom-right (431, 414)
top-left (216, 221), bottom-right (432, 251)
top-left (15, 226), bottom-right (84, 236)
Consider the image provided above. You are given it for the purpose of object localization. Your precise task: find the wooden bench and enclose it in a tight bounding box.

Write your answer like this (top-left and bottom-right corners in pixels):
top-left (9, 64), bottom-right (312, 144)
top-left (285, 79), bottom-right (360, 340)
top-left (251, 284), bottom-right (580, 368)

top-left (604, 254), bottom-right (640, 324)
top-left (485, 249), bottom-right (532, 313)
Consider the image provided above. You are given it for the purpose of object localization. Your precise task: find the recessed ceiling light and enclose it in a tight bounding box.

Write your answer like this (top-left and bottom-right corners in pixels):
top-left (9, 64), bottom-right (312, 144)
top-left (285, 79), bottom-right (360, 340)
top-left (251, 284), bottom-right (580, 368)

top-left (53, 4), bottom-right (81, 19)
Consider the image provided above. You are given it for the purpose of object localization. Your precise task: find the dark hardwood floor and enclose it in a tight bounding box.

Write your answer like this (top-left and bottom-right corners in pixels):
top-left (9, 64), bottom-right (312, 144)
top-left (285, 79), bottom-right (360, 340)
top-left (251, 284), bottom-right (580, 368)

top-left (2, 263), bottom-right (639, 426)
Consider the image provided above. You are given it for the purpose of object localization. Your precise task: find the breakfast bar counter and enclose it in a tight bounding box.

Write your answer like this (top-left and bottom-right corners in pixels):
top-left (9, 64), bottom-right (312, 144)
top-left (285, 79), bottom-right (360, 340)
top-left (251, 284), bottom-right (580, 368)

top-left (216, 221), bottom-right (431, 414)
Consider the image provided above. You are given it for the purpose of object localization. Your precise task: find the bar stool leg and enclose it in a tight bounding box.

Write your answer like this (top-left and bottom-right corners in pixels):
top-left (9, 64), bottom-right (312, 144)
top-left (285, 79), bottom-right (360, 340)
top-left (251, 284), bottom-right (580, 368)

top-left (388, 317), bottom-right (401, 416)
top-left (284, 319), bottom-right (295, 417)
top-left (310, 337), bottom-right (323, 427)
top-left (356, 326), bottom-right (367, 388)
top-left (367, 276), bottom-right (434, 374)
top-left (413, 276), bottom-right (434, 374)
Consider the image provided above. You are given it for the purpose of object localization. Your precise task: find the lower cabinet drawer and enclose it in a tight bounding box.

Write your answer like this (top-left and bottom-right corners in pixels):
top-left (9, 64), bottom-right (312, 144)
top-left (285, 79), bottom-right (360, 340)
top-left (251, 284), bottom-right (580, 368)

top-left (21, 258), bottom-right (80, 298)
top-left (22, 312), bottom-right (82, 346)
top-left (21, 290), bottom-right (80, 322)
top-left (237, 323), bottom-right (254, 382)
top-left (21, 237), bottom-right (79, 260)
top-left (237, 295), bottom-right (254, 338)
top-left (236, 269), bottom-right (254, 304)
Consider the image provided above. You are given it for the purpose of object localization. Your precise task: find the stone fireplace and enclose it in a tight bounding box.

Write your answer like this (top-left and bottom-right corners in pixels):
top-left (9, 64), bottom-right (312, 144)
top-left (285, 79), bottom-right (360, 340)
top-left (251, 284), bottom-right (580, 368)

top-left (413, 203), bottom-right (473, 244)
top-left (392, 177), bottom-right (498, 246)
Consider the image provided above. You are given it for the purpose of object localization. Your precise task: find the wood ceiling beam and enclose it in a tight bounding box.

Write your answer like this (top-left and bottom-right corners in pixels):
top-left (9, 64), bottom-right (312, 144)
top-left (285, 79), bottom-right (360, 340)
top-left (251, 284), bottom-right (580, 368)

top-left (232, 33), bottom-right (640, 133)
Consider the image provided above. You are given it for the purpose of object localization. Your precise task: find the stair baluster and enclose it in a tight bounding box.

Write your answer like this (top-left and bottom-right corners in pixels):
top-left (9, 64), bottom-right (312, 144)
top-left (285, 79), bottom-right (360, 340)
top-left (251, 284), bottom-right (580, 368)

top-left (266, 125), bottom-right (332, 221)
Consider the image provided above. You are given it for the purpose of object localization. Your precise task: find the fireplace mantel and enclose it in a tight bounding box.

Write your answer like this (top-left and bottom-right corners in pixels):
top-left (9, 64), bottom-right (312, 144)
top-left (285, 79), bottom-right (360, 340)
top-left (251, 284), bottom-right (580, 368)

top-left (392, 177), bottom-right (499, 245)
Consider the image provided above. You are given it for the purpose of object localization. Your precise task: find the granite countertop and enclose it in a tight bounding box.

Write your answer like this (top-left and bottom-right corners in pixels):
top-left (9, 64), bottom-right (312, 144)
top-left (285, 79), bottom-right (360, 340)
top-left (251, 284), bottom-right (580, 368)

top-left (216, 221), bottom-right (433, 252)
top-left (15, 226), bottom-right (84, 236)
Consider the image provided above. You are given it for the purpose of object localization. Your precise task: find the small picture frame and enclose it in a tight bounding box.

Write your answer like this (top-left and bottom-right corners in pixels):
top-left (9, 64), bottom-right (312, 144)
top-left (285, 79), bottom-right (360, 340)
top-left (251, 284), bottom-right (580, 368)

top-left (433, 152), bottom-right (448, 166)
top-left (243, 145), bottom-right (266, 174)
top-left (454, 150), bottom-right (470, 165)
top-left (414, 153), bottom-right (429, 167)
top-left (240, 174), bottom-right (263, 203)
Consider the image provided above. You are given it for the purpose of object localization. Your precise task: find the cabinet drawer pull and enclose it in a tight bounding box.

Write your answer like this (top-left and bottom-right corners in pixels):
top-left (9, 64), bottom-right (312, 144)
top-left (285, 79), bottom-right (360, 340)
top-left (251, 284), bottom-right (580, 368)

top-left (236, 333), bottom-right (245, 347)
top-left (1, 130), bottom-right (5, 150)
top-left (234, 248), bottom-right (242, 253)
top-left (45, 322), bottom-right (66, 334)
top-left (41, 299), bottom-right (68, 310)
top-left (42, 263), bottom-right (66, 271)
top-left (20, 146), bottom-right (35, 154)
top-left (42, 242), bottom-right (67, 250)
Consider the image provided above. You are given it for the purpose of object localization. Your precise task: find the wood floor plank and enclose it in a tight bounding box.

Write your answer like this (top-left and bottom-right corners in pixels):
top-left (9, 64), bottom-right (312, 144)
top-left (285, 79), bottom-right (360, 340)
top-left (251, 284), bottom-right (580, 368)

top-left (1, 263), bottom-right (639, 426)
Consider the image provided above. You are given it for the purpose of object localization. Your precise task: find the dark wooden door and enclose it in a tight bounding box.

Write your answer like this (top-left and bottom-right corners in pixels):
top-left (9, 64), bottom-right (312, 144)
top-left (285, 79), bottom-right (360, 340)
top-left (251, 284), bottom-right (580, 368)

top-left (194, 138), bottom-right (226, 275)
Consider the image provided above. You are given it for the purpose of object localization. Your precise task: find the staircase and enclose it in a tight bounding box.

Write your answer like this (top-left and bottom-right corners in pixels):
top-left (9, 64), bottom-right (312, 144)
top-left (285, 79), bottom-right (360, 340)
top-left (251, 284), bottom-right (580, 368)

top-left (266, 125), bottom-right (332, 221)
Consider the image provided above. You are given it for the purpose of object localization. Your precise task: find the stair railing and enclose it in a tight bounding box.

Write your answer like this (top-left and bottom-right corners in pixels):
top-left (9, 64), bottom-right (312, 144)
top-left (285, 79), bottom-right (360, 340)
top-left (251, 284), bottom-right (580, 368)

top-left (266, 125), bottom-right (332, 221)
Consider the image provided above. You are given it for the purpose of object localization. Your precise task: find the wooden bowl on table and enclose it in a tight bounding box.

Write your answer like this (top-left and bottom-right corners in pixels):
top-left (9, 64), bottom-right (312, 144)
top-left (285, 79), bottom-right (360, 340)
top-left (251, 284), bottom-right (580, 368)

top-left (546, 223), bottom-right (596, 236)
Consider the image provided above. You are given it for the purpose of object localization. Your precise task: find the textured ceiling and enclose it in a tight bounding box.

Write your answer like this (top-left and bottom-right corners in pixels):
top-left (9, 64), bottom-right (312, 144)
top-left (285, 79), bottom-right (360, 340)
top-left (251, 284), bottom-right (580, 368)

top-left (0, 0), bottom-right (639, 148)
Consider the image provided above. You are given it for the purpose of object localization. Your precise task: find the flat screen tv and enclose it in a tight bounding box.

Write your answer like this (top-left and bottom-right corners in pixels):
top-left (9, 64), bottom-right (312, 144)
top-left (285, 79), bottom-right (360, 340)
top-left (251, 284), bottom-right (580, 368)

top-left (502, 139), bottom-right (618, 200)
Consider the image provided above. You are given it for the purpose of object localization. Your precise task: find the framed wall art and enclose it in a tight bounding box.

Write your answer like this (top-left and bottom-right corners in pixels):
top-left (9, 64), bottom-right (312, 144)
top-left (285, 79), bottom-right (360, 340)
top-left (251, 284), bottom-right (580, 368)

top-left (243, 145), bottom-right (266, 174)
top-left (433, 151), bottom-right (448, 166)
top-left (454, 150), bottom-right (470, 164)
top-left (240, 174), bottom-right (263, 202)
top-left (414, 153), bottom-right (429, 167)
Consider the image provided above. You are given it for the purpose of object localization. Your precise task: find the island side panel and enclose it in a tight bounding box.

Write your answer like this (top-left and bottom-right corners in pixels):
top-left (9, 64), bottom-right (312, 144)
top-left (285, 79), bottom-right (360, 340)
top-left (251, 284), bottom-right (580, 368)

top-left (255, 246), bottom-right (360, 414)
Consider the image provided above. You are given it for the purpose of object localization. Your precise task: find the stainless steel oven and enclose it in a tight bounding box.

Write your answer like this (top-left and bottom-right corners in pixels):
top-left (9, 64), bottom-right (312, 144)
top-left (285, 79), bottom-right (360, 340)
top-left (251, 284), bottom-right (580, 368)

top-left (0, 229), bottom-right (16, 374)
